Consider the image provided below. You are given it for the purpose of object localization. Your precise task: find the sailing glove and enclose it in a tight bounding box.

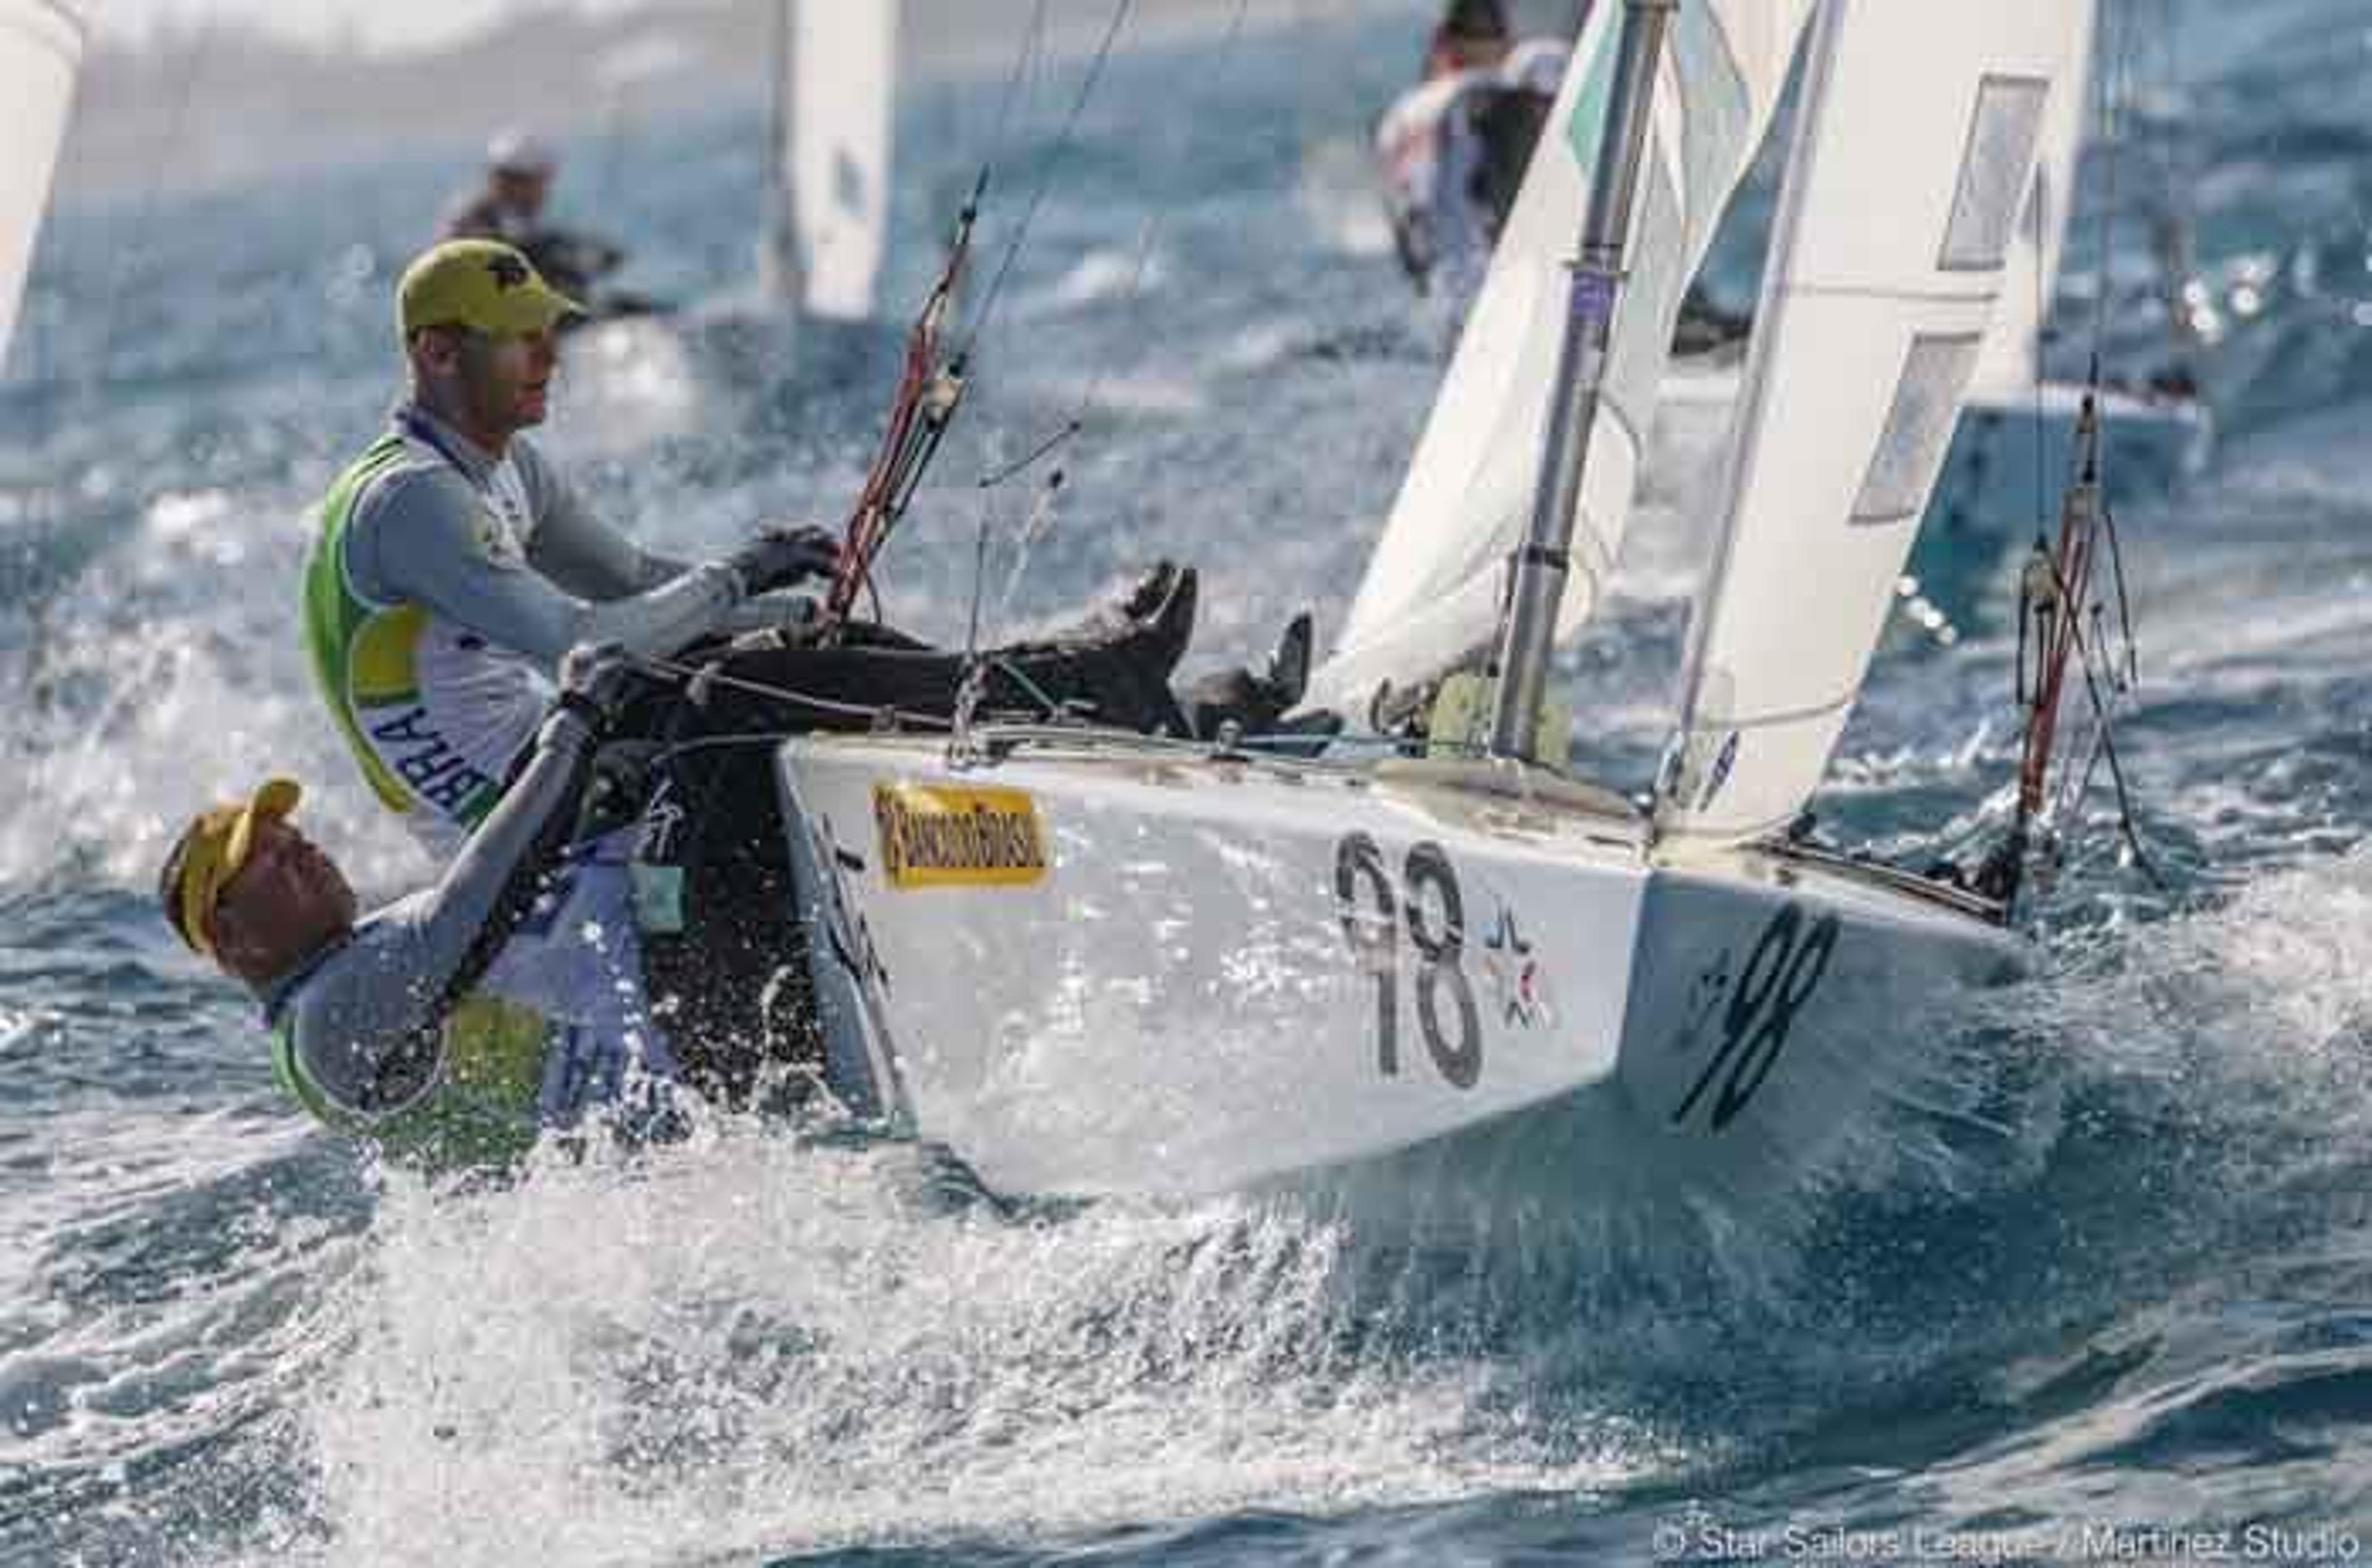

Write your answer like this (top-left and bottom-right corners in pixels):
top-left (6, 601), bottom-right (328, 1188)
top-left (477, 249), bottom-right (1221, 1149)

top-left (726, 524), bottom-right (841, 597)
top-left (555, 640), bottom-right (641, 732)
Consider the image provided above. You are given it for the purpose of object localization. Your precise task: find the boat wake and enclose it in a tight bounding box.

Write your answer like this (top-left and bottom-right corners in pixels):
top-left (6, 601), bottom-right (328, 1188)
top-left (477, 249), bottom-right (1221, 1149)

top-left (4, 833), bottom-right (2363, 1567)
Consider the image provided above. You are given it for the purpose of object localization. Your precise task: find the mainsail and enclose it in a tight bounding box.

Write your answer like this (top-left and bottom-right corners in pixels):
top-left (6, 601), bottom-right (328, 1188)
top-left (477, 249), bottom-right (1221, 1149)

top-left (762, 0), bottom-right (899, 322)
top-left (0, 0), bottom-right (83, 366)
top-left (1968, 0), bottom-right (2097, 400)
top-left (1657, 0), bottom-right (2090, 845)
top-left (1302, 0), bottom-right (1813, 721)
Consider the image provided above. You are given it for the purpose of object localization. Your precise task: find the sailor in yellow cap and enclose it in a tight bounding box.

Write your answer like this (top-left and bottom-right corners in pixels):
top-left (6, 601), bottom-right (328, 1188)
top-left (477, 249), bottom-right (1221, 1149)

top-left (158, 778), bottom-right (332, 971)
top-left (293, 238), bottom-right (1309, 1120)
top-left (157, 646), bottom-right (754, 1169)
top-left (302, 237), bottom-right (845, 862)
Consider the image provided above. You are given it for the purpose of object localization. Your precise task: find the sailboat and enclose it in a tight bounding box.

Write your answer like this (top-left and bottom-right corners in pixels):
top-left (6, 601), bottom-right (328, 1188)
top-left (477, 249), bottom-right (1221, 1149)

top-left (767, 0), bottom-right (2086, 1201)
top-left (757, 0), bottom-right (901, 329)
top-left (1911, 0), bottom-right (2208, 636)
top-left (566, 0), bottom-right (900, 438)
top-left (0, 0), bottom-right (83, 369)
top-left (577, 0), bottom-right (900, 401)
top-left (1656, 0), bottom-right (2206, 644)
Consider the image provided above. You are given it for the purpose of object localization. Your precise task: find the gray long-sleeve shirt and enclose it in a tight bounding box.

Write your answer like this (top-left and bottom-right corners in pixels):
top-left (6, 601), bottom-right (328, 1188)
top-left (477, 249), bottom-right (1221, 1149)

top-left (265, 700), bottom-right (681, 1159)
top-left (316, 400), bottom-right (767, 856)
top-left (349, 401), bottom-right (744, 666)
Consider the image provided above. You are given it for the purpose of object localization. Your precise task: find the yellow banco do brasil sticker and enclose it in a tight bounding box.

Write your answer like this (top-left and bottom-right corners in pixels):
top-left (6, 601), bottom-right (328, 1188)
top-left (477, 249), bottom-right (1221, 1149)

top-left (872, 782), bottom-right (1048, 889)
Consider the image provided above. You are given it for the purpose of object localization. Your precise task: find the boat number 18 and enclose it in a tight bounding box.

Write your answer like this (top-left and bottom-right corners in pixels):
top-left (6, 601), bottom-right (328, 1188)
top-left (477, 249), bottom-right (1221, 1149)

top-left (1333, 833), bottom-right (1482, 1090)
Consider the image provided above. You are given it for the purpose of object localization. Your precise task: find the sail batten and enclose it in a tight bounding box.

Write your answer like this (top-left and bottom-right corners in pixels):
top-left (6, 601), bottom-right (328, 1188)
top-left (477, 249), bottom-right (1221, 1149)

top-left (1304, 0), bottom-right (1811, 723)
top-left (1655, 0), bottom-right (2091, 846)
top-left (0, 0), bottom-right (83, 369)
top-left (1968, 1), bottom-right (2097, 400)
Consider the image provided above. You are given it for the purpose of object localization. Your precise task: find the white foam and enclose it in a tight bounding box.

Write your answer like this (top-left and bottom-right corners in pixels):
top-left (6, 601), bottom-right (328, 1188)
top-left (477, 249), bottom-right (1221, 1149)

top-left (285, 1128), bottom-right (1664, 1564)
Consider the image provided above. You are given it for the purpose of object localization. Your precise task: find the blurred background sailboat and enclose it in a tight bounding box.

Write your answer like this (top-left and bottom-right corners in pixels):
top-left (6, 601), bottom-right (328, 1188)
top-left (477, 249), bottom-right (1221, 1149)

top-left (0, 0), bottom-right (85, 368)
top-left (561, 0), bottom-right (904, 439)
top-left (756, 0), bottom-right (900, 330)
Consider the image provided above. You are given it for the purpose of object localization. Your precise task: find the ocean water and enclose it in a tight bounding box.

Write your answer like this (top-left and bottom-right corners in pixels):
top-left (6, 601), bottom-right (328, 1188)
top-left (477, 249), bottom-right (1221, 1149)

top-left (6, 4), bottom-right (2372, 1564)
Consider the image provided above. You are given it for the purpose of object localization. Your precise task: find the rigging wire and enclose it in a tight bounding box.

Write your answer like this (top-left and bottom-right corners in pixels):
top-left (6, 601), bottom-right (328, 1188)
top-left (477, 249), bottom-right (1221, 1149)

top-left (629, 651), bottom-right (957, 729)
top-left (2087, 0), bottom-right (2131, 377)
top-left (835, 0), bottom-right (1264, 674)
top-left (962, 0), bottom-right (1256, 630)
top-left (2031, 173), bottom-right (2051, 537)
top-left (954, 0), bottom-right (1139, 366)
top-left (2050, 593), bottom-right (2165, 890)
top-left (945, 0), bottom-right (1257, 753)
top-left (1057, 0), bottom-right (1258, 456)
top-left (983, 0), bottom-right (1053, 175)
top-left (1990, 0), bottom-right (2164, 915)
top-left (820, 0), bottom-right (1145, 632)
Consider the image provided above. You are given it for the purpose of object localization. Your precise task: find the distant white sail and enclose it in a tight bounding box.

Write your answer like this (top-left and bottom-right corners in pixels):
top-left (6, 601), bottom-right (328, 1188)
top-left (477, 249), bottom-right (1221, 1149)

top-left (768, 0), bottom-right (899, 322)
top-left (1303, 0), bottom-right (1814, 721)
top-left (1968, 0), bottom-right (2097, 400)
top-left (1657, 0), bottom-right (2089, 845)
top-left (0, 0), bottom-right (84, 367)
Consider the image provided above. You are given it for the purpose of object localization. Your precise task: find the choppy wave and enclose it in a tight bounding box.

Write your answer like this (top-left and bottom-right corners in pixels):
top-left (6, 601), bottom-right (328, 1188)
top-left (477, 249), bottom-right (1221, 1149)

top-left (5, 2), bottom-right (2371, 1563)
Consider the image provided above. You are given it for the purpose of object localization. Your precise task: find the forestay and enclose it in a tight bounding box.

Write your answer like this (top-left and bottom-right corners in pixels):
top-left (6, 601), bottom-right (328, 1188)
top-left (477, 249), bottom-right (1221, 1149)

top-left (785, 0), bottom-right (899, 322)
top-left (0, 0), bottom-right (83, 366)
top-left (1657, 0), bottom-right (2088, 845)
top-left (1967, 0), bottom-right (2097, 401)
top-left (1302, 0), bottom-right (1813, 722)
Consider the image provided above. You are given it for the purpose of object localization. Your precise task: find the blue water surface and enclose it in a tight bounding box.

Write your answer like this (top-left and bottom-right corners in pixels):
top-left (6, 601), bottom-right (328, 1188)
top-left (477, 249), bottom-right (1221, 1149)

top-left (4, 3), bottom-right (2372, 1564)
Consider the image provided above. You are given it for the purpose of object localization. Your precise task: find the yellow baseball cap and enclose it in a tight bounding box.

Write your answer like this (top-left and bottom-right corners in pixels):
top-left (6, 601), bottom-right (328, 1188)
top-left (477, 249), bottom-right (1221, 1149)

top-left (397, 240), bottom-right (583, 340)
top-left (159, 778), bottom-right (304, 959)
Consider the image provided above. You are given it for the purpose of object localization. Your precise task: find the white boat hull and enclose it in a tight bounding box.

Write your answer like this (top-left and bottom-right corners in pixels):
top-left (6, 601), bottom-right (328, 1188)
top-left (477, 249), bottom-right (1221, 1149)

top-left (776, 733), bottom-right (2020, 1201)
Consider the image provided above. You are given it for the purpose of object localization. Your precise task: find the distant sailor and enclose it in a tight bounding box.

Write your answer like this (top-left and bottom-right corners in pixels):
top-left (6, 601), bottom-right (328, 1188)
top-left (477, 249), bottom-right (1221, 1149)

top-left (156, 646), bottom-right (763, 1172)
top-left (439, 128), bottom-right (647, 319)
top-left (1376, 0), bottom-right (1572, 341)
top-left (1373, 3), bottom-right (1750, 357)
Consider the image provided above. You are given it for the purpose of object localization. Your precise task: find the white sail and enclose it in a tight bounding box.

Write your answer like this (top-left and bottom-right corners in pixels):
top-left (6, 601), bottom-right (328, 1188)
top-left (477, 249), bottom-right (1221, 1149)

top-left (1303, 0), bottom-right (1813, 721)
top-left (0, 0), bottom-right (83, 367)
top-left (1968, 0), bottom-right (2097, 400)
top-left (1657, 0), bottom-right (2088, 845)
top-left (768, 0), bottom-right (899, 322)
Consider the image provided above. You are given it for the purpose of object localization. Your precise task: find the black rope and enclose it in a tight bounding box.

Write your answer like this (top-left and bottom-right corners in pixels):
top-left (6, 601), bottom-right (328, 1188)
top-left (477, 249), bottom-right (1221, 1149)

top-left (2101, 497), bottom-right (2141, 688)
top-left (2068, 612), bottom-right (2167, 891)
